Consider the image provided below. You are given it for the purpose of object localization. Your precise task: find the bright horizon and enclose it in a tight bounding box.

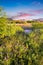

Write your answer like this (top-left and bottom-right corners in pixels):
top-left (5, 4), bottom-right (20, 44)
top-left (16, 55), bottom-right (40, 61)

top-left (0, 0), bottom-right (43, 20)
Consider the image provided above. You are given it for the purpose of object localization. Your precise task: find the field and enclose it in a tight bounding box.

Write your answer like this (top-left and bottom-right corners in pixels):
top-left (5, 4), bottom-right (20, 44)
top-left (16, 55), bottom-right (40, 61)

top-left (0, 7), bottom-right (43, 65)
top-left (0, 17), bottom-right (43, 65)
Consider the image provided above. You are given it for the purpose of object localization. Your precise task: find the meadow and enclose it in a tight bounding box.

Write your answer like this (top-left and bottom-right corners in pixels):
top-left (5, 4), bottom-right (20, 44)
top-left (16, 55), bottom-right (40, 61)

top-left (0, 7), bottom-right (43, 65)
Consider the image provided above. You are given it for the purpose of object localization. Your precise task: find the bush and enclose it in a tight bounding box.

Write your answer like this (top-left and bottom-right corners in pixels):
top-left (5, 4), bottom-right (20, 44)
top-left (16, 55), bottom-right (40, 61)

top-left (0, 29), bottom-right (43, 65)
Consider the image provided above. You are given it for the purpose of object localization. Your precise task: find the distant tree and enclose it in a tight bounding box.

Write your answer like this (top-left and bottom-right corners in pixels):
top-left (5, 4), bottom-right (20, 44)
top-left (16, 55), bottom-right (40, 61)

top-left (32, 22), bottom-right (43, 28)
top-left (0, 6), bottom-right (6, 17)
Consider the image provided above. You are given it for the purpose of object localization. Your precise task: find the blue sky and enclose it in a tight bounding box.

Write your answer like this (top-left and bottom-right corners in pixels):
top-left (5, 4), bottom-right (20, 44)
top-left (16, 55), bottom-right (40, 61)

top-left (0, 0), bottom-right (43, 19)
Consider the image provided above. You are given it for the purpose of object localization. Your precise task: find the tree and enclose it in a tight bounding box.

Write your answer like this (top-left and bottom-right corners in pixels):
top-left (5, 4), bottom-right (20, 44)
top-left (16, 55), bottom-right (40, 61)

top-left (0, 7), bottom-right (23, 38)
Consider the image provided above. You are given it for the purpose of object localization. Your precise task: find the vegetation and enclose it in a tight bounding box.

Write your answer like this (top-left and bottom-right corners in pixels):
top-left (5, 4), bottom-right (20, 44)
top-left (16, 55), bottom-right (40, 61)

top-left (0, 7), bottom-right (43, 65)
top-left (32, 22), bottom-right (43, 28)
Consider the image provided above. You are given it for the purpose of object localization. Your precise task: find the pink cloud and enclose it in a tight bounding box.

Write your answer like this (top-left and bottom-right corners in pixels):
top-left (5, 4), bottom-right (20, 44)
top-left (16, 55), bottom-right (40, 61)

top-left (11, 12), bottom-right (34, 19)
top-left (18, 12), bottom-right (34, 17)
top-left (34, 9), bottom-right (43, 14)
top-left (30, 9), bottom-right (43, 14)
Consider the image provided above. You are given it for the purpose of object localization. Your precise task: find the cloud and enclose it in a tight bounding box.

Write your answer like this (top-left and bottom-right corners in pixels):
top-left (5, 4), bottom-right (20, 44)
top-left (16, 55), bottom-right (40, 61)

top-left (34, 9), bottom-right (43, 14)
top-left (18, 12), bottom-right (34, 16)
top-left (11, 12), bottom-right (34, 19)
top-left (31, 9), bottom-right (43, 14)
top-left (32, 1), bottom-right (41, 5)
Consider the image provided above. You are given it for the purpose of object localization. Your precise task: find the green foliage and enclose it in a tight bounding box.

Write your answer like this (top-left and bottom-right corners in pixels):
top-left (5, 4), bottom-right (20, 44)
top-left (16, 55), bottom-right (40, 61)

top-left (6, 24), bottom-right (23, 36)
top-left (0, 17), bottom-right (7, 38)
top-left (0, 29), bottom-right (43, 65)
top-left (0, 17), bottom-right (23, 38)
top-left (32, 22), bottom-right (43, 28)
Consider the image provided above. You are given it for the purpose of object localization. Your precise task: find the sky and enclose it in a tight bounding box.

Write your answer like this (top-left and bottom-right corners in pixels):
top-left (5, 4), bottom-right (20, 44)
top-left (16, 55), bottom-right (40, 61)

top-left (0, 0), bottom-right (43, 20)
